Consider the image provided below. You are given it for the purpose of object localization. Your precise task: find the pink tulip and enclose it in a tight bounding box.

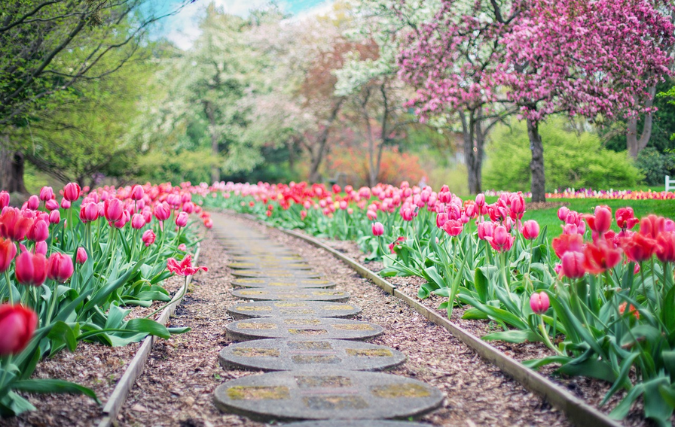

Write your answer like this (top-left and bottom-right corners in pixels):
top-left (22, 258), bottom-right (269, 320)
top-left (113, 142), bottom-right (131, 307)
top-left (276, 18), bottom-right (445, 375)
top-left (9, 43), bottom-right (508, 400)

top-left (27, 219), bottom-right (49, 242)
top-left (530, 292), bottom-right (550, 314)
top-left (522, 220), bottom-right (540, 240)
top-left (367, 210), bottom-right (377, 220)
top-left (561, 251), bottom-right (585, 279)
top-left (142, 230), bottom-right (156, 247)
top-left (372, 222), bottom-right (384, 236)
top-left (0, 192), bottom-right (9, 209)
top-left (557, 206), bottom-right (570, 222)
top-left (182, 202), bottom-right (194, 214)
top-left (79, 202), bottom-right (99, 223)
top-left (130, 185), bottom-right (144, 201)
top-left (442, 220), bottom-right (463, 236)
top-left (178, 244), bottom-right (187, 252)
top-left (436, 212), bottom-right (448, 228)
top-left (154, 202), bottom-right (171, 222)
top-left (26, 195), bottom-right (39, 210)
top-left (131, 214), bottom-right (145, 230)
top-left (60, 198), bottom-right (71, 209)
top-left (113, 210), bottom-right (130, 229)
top-left (15, 247), bottom-right (47, 286)
top-left (400, 207), bottom-right (414, 221)
top-left (39, 186), bottom-right (54, 202)
top-left (475, 193), bottom-right (485, 208)
top-left (0, 304), bottom-right (38, 356)
top-left (34, 241), bottom-right (47, 256)
top-left (63, 183), bottom-right (81, 202)
top-left (46, 253), bottom-right (74, 283)
top-left (45, 199), bottom-right (59, 211)
top-left (477, 221), bottom-right (495, 240)
top-left (175, 212), bottom-right (188, 228)
top-left (104, 198), bottom-right (124, 222)
top-left (0, 237), bottom-right (17, 273)
top-left (486, 225), bottom-right (514, 252)
top-left (76, 247), bottom-right (87, 264)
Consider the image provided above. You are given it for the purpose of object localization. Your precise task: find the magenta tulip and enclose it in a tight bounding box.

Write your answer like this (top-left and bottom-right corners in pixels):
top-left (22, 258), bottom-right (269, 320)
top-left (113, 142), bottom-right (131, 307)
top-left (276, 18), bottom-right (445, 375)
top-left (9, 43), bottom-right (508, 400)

top-left (45, 199), bottom-right (59, 211)
top-left (130, 185), bottom-right (144, 201)
top-left (522, 220), bottom-right (540, 240)
top-left (104, 198), bottom-right (123, 222)
top-left (63, 183), bottom-right (81, 202)
top-left (0, 237), bottom-right (17, 273)
top-left (46, 253), bottom-right (74, 283)
top-left (35, 241), bottom-right (47, 256)
top-left (175, 212), bottom-right (188, 228)
top-left (142, 230), bottom-right (156, 247)
top-left (39, 186), bottom-right (54, 202)
top-left (76, 247), bottom-right (88, 264)
top-left (0, 191), bottom-right (9, 209)
top-left (154, 202), bottom-right (171, 222)
top-left (561, 251), bottom-right (585, 279)
top-left (372, 222), bottom-right (384, 236)
top-left (15, 247), bottom-right (47, 286)
top-left (131, 214), bottom-right (145, 230)
top-left (27, 219), bottom-right (49, 242)
top-left (530, 292), bottom-right (550, 314)
top-left (0, 304), bottom-right (38, 356)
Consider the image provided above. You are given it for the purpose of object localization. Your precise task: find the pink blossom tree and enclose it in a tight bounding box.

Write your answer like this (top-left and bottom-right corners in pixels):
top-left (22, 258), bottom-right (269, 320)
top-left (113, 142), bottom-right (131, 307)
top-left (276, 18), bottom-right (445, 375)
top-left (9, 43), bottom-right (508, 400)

top-left (498, 0), bottom-right (674, 201)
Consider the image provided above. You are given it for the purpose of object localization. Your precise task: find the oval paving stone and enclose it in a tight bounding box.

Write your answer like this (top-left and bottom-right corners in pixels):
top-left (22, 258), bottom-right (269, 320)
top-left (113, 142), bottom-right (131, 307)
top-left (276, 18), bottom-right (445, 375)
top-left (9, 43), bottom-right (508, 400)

top-left (225, 318), bottom-right (383, 341)
top-left (227, 262), bottom-right (312, 270)
top-left (232, 270), bottom-right (322, 279)
top-left (227, 301), bottom-right (361, 319)
top-left (231, 289), bottom-right (349, 302)
top-left (232, 278), bottom-right (336, 289)
top-left (284, 421), bottom-right (431, 427)
top-left (219, 339), bottom-right (405, 371)
top-left (230, 255), bottom-right (305, 262)
top-left (212, 370), bottom-right (443, 421)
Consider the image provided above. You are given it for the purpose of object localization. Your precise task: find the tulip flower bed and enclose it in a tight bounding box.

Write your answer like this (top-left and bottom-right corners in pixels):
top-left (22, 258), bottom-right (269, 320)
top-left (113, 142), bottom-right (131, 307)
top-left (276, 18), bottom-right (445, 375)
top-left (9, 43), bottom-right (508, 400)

top-left (0, 182), bottom-right (210, 417)
top-left (202, 181), bottom-right (675, 426)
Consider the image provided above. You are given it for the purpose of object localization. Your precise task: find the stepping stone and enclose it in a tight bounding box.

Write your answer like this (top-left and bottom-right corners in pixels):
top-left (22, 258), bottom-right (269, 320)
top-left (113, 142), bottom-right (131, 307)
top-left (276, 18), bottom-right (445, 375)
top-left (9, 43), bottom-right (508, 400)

top-left (231, 270), bottom-right (322, 279)
top-left (284, 421), bottom-right (431, 427)
top-left (219, 339), bottom-right (405, 371)
top-left (227, 301), bottom-right (360, 319)
top-left (231, 289), bottom-right (349, 302)
top-left (228, 262), bottom-right (312, 270)
top-left (225, 318), bottom-right (383, 341)
top-left (232, 278), bottom-right (336, 289)
top-left (231, 255), bottom-right (305, 262)
top-left (212, 370), bottom-right (443, 421)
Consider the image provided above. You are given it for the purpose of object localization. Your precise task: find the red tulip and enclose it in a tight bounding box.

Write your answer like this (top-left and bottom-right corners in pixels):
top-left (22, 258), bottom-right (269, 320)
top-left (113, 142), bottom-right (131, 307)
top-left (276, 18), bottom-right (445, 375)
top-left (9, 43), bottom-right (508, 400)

top-left (27, 219), bottom-right (49, 242)
top-left (486, 225), bottom-right (514, 252)
top-left (39, 186), bottom-right (54, 202)
top-left (639, 214), bottom-right (665, 239)
top-left (656, 232), bottom-right (675, 263)
top-left (0, 237), bottom-right (17, 273)
top-left (130, 185), bottom-right (144, 201)
top-left (616, 207), bottom-right (639, 230)
top-left (442, 220), bottom-right (463, 237)
top-left (0, 191), bottom-right (9, 209)
top-left (0, 208), bottom-right (34, 241)
top-left (167, 255), bottom-right (207, 276)
top-left (76, 247), bottom-right (88, 264)
top-left (46, 252), bottom-right (74, 283)
top-left (522, 220), bottom-right (540, 240)
top-left (622, 233), bottom-right (657, 262)
top-left (131, 213), bottom-right (145, 230)
top-left (584, 206), bottom-right (611, 237)
top-left (63, 183), bottom-right (81, 202)
top-left (203, 218), bottom-right (213, 229)
top-left (529, 292), bottom-right (549, 314)
top-left (175, 212), bottom-right (188, 228)
top-left (372, 222), bottom-right (384, 236)
top-left (582, 242), bottom-right (621, 275)
top-left (104, 198), bottom-right (124, 222)
top-left (618, 302), bottom-right (640, 320)
top-left (551, 233), bottom-right (584, 258)
top-left (0, 304), bottom-right (37, 356)
top-left (142, 230), bottom-right (156, 247)
top-left (332, 184), bottom-right (341, 194)
top-left (15, 247), bottom-right (47, 286)
top-left (561, 251), bottom-right (585, 279)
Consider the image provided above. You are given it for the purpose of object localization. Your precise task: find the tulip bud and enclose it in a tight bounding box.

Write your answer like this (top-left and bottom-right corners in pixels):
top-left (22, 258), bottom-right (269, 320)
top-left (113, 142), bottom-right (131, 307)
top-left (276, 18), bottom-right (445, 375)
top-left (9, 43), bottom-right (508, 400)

top-left (130, 185), bottom-right (144, 201)
top-left (182, 202), bottom-right (194, 214)
top-left (203, 218), bottom-right (213, 229)
top-left (475, 193), bottom-right (485, 208)
top-left (35, 241), bottom-right (47, 256)
top-left (154, 202), bottom-right (171, 222)
top-left (372, 222), bottom-right (384, 236)
top-left (0, 191), bottom-right (9, 209)
top-left (45, 199), bottom-right (59, 211)
top-left (60, 198), bottom-right (71, 209)
top-left (76, 247), bottom-right (88, 264)
top-left (39, 186), bottom-right (54, 202)
top-left (0, 237), bottom-right (17, 273)
top-left (113, 210), bottom-right (130, 229)
top-left (178, 244), bottom-right (187, 252)
top-left (529, 292), bottom-right (550, 314)
top-left (15, 246), bottom-right (47, 286)
top-left (557, 206), bottom-right (570, 222)
top-left (63, 183), bottom-right (81, 202)
top-left (442, 220), bottom-right (463, 237)
top-left (142, 230), bottom-right (156, 247)
top-left (104, 198), bottom-right (124, 222)
top-left (27, 219), bottom-right (49, 242)
top-left (47, 253), bottom-right (74, 283)
top-left (131, 214), bottom-right (145, 230)
top-left (522, 220), bottom-right (540, 240)
top-left (26, 195), bottom-right (39, 210)
top-left (561, 251), bottom-right (585, 279)
top-left (175, 212), bottom-right (188, 228)
top-left (0, 304), bottom-right (38, 355)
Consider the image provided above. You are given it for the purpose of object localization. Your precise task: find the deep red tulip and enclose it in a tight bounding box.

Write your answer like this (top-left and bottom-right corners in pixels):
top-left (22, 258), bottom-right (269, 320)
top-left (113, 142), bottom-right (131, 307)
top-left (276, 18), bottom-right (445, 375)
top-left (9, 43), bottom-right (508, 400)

top-left (522, 220), bottom-right (540, 240)
top-left (372, 222), bottom-right (384, 236)
top-left (130, 185), bottom-right (144, 201)
top-left (551, 233), bottom-right (584, 258)
top-left (46, 253), bottom-right (74, 283)
top-left (0, 304), bottom-right (37, 356)
top-left (142, 230), bottom-right (156, 247)
top-left (15, 247), bottom-right (47, 286)
top-left (622, 233), bottom-right (656, 262)
top-left (76, 247), bottom-right (88, 264)
top-left (0, 208), bottom-right (34, 241)
top-left (131, 214), bottom-right (145, 230)
top-left (0, 191), bottom-right (9, 209)
top-left (175, 212), bottom-right (188, 228)
top-left (63, 183), bottom-right (81, 202)
top-left (582, 242), bottom-right (621, 275)
top-left (0, 237), bottom-right (17, 273)
top-left (616, 207), bottom-right (639, 230)
top-left (656, 232), bottom-right (675, 263)
top-left (561, 251), bottom-right (585, 279)
top-left (529, 292), bottom-right (549, 314)
top-left (39, 186), bottom-right (54, 202)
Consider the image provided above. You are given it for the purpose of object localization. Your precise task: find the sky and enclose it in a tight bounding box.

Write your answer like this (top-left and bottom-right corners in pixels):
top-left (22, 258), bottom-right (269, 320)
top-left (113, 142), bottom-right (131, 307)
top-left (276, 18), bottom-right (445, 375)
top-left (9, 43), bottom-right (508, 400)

top-left (152, 0), bottom-right (331, 50)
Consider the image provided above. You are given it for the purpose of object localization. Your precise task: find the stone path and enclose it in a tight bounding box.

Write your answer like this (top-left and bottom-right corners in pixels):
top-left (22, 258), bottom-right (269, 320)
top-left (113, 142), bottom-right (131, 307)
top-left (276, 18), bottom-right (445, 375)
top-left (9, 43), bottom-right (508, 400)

top-left (212, 219), bottom-right (444, 422)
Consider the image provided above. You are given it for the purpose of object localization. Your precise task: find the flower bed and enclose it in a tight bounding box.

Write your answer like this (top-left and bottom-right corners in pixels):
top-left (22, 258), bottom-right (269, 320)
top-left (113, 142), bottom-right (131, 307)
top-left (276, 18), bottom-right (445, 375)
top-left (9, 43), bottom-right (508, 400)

top-left (0, 182), bottom-right (209, 416)
top-left (201, 181), bottom-right (675, 426)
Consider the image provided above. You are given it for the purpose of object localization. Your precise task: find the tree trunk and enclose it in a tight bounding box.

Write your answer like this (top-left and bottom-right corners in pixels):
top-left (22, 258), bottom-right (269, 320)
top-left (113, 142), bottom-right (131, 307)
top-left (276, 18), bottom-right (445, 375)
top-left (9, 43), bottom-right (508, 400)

top-left (308, 99), bottom-right (344, 184)
top-left (0, 148), bottom-right (28, 196)
top-left (459, 110), bottom-right (483, 194)
top-left (527, 118), bottom-right (546, 202)
top-left (627, 85), bottom-right (656, 159)
top-left (203, 101), bottom-right (220, 184)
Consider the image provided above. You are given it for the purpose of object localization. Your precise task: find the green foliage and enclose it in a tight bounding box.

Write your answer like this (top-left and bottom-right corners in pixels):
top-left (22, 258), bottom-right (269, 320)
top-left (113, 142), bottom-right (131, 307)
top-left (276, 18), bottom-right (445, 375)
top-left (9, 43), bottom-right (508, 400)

top-left (484, 117), bottom-right (642, 192)
top-left (635, 147), bottom-right (675, 185)
top-left (137, 148), bottom-right (222, 184)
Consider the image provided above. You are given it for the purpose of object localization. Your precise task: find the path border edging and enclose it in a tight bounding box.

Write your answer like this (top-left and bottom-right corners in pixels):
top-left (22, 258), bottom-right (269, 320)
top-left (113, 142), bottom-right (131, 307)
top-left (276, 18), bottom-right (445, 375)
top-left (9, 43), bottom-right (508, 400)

top-left (96, 244), bottom-right (201, 427)
top-left (262, 224), bottom-right (622, 427)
